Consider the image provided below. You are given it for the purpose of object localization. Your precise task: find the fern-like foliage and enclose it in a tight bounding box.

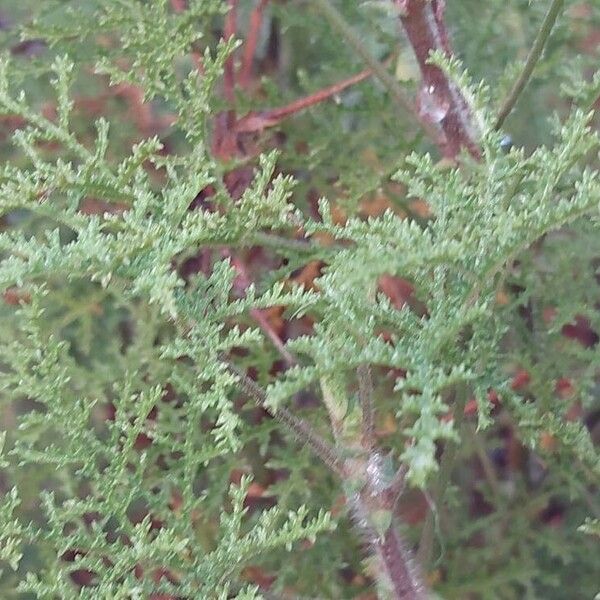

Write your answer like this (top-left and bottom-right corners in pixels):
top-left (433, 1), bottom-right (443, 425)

top-left (0, 0), bottom-right (598, 598)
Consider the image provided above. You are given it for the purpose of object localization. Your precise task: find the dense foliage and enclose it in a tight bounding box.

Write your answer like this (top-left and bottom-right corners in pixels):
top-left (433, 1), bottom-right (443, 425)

top-left (0, 0), bottom-right (598, 598)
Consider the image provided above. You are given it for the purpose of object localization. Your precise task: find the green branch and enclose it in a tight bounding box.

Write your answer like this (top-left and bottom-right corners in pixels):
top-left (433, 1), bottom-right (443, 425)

top-left (494, 0), bottom-right (565, 129)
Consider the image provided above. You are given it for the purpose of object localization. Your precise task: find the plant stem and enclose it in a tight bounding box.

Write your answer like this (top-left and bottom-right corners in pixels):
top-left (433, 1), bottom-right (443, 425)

top-left (320, 374), bottom-right (427, 598)
top-left (310, 0), bottom-right (411, 111)
top-left (223, 0), bottom-right (238, 105)
top-left (239, 0), bottom-right (269, 89)
top-left (357, 363), bottom-right (376, 449)
top-left (351, 467), bottom-right (426, 599)
top-left (224, 360), bottom-right (347, 477)
top-left (374, 522), bottom-right (426, 599)
top-left (396, 0), bottom-right (480, 158)
top-left (310, 0), bottom-right (443, 148)
top-left (235, 62), bottom-right (385, 133)
top-left (494, 0), bottom-right (565, 130)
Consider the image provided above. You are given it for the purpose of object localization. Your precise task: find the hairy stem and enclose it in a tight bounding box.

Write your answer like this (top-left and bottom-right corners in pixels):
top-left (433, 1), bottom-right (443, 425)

top-left (321, 375), bottom-right (427, 598)
top-left (495, 0), bottom-right (565, 130)
top-left (224, 359), bottom-right (347, 477)
top-left (377, 524), bottom-right (426, 599)
top-left (351, 468), bottom-right (426, 599)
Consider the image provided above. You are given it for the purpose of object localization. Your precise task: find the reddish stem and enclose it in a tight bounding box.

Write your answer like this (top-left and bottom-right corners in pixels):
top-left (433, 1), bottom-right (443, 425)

top-left (376, 525), bottom-right (425, 599)
top-left (351, 462), bottom-right (425, 599)
top-left (397, 0), bottom-right (480, 159)
top-left (240, 0), bottom-right (269, 89)
top-left (170, 0), bottom-right (187, 11)
top-left (235, 64), bottom-right (378, 133)
top-left (223, 0), bottom-right (239, 105)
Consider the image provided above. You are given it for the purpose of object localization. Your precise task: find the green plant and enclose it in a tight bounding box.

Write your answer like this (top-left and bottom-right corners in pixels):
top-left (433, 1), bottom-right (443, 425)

top-left (0, 0), bottom-right (598, 598)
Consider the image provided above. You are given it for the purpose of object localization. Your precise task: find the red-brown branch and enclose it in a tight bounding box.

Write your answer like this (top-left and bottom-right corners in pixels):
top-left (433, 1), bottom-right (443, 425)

top-left (350, 463), bottom-right (425, 599)
top-left (376, 525), bottom-right (425, 599)
top-left (240, 0), bottom-right (270, 89)
top-left (396, 0), bottom-right (480, 159)
top-left (224, 0), bottom-right (239, 105)
top-left (170, 0), bottom-right (188, 12)
top-left (235, 64), bottom-right (378, 134)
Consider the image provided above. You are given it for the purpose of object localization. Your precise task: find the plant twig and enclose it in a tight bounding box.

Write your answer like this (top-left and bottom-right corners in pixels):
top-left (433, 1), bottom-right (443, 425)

top-left (494, 0), bottom-right (565, 130)
top-left (373, 522), bottom-right (427, 599)
top-left (321, 373), bottom-right (427, 597)
top-left (226, 251), bottom-right (298, 367)
top-left (223, 0), bottom-right (239, 105)
top-left (224, 359), bottom-right (347, 477)
top-left (240, 0), bottom-right (269, 89)
top-left (310, 0), bottom-right (410, 110)
top-left (357, 363), bottom-right (375, 449)
top-left (235, 61), bottom-right (387, 133)
top-left (170, 0), bottom-right (188, 11)
top-left (351, 477), bottom-right (426, 599)
top-left (396, 0), bottom-right (480, 158)
top-left (310, 0), bottom-right (443, 148)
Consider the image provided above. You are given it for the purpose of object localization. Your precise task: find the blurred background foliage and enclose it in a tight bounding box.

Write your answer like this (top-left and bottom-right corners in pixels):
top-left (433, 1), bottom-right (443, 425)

top-left (0, 1), bottom-right (598, 598)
